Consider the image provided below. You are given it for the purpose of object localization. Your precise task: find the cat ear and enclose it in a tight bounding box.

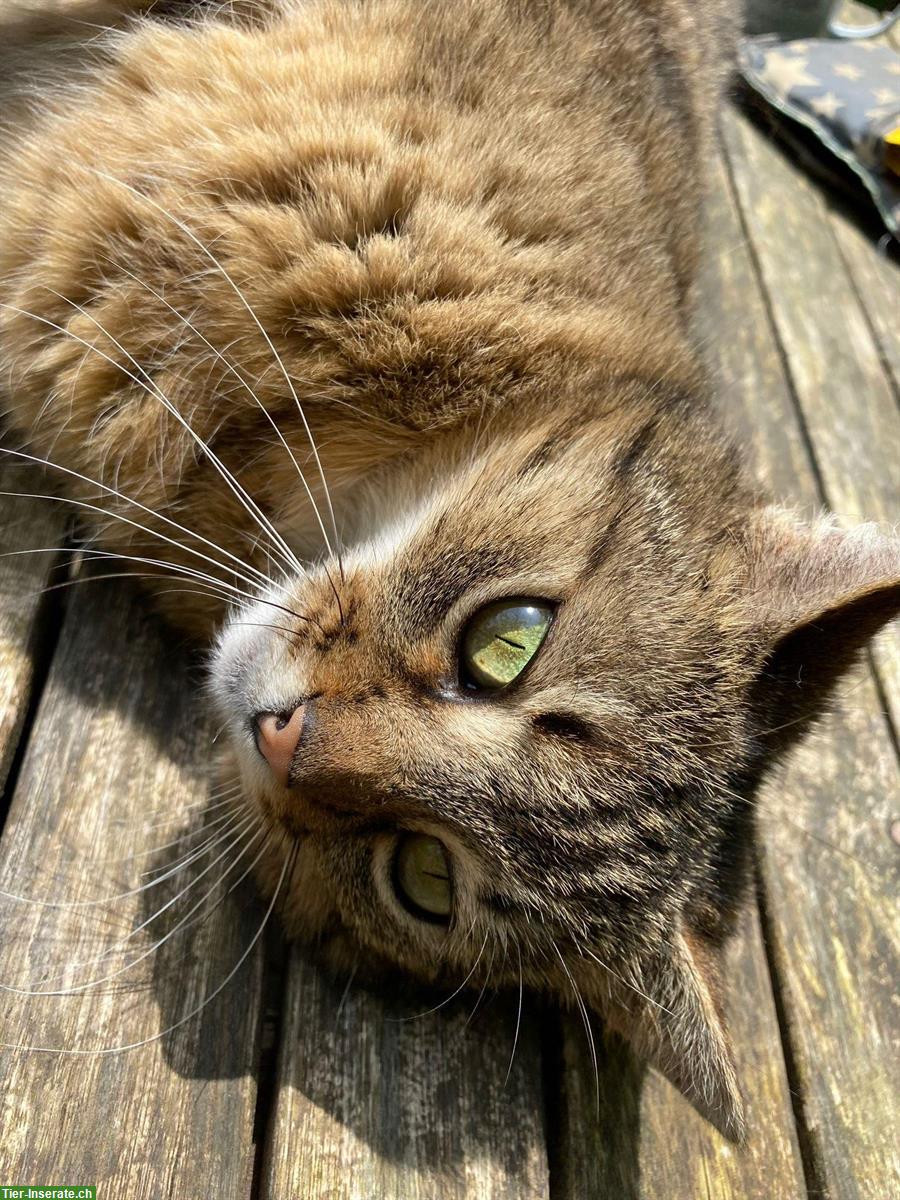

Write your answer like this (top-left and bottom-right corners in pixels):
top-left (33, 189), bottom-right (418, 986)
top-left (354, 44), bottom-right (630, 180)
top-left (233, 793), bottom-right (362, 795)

top-left (740, 508), bottom-right (900, 748)
top-left (596, 927), bottom-right (745, 1141)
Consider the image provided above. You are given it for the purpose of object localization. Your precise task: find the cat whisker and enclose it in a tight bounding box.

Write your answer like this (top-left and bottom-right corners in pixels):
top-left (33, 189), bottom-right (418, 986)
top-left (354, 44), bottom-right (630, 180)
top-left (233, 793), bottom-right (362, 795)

top-left (104, 259), bottom-right (341, 586)
top-left (0, 797), bottom-right (247, 919)
top-left (95, 802), bottom-right (244, 867)
top-left (89, 171), bottom-right (345, 596)
top-left (503, 940), bottom-right (525, 1087)
top-left (114, 824), bottom-right (281, 989)
top-left (231, 620), bottom-right (303, 645)
top-left (0, 525), bottom-right (314, 625)
top-left (0, 810), bottom-right (258, 911)
top-left (4, 820), bottom-right (268, 998)
top-left (7, 543), bottom-right (240, 603)
top-left (0, 309), bottom-right (297, 591)
top-left (4, 819), bottom-right (259, 991)
top-left (30, 573), bottom-right (235, 608)
top-left (136, 788), bottom-right (244, 835)
top-left (38, 287), bottom-right (306, 584)
top-left (2, 838), bottom-right (292, 1056)
top-left (7, 550), bottom-right (237, 612)
top-left (0, 441), bottom-right (271, 590)
top-left (552, 940), bottom-right (600, 1116)
top-left (137, 808), bottom-right (251, 879)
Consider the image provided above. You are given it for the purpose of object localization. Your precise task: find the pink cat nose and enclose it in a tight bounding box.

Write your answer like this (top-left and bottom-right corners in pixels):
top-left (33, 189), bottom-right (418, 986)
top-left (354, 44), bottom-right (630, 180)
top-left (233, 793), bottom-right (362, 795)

top-left (255, 705), bottom-right (306, 786)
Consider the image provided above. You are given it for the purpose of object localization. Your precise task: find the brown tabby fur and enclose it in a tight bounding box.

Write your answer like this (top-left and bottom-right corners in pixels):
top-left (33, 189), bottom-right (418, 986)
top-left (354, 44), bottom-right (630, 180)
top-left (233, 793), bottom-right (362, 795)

top-left (1, 0), bottom-right (898, 1140)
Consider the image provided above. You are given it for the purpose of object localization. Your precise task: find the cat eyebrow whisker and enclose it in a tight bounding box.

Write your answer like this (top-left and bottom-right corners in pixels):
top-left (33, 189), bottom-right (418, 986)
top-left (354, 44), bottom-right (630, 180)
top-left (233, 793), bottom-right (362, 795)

top-left (576, 942), bottom-right (674, 1017)
top-left (89, 169), bottom-right (346, 604)
top-left (2, 836), bottom-right (292, 1056)
top-left (710, 776), bottom-right (877, 873)
top-left (464, 937), bottom-right (497, 1029)
top-left (551, 939), bottom-right (600, 1116)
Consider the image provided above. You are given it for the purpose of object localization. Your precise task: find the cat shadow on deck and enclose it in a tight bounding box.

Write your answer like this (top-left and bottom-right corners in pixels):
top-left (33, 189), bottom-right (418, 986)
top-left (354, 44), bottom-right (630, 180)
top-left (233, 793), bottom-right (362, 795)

top-left (138, 802), bottom-right (649, 1188)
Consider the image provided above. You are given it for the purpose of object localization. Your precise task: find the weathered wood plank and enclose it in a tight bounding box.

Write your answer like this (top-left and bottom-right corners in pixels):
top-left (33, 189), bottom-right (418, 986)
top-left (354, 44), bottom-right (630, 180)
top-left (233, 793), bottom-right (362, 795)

top-left (721, 104), bottom-right (900, 738)
top-left (0, 464), bottom-right (65, 797)
top-left (828, 206), bottom-right (900, 405)
top-left (720, 110), bottom-right (900, 1198)
top-left (548, 148), bottom-right (813, 1200)
top-left (551, 903), bottom-right (805, 1200)
top-left (261, 948), bottom-right (549, 1199)
top-left (0, 577), bottom-right (264, 1198)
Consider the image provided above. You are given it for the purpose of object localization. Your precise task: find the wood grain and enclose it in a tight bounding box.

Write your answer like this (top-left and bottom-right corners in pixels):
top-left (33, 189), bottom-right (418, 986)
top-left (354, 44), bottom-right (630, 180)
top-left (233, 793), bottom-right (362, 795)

top-left (261, 947), bottom-right (550, 1200)
top-left (828, 206), bottom-right (900, 405)
top-left (0, 578), bottom-right (264, 1198)
top-left (719, 111), bottom-right (900, 1198)
top-left (0, 464), bottom-right (64, 798)
top-left (550, 904), bottom-right (806, 1200)
top-left (721, 104), bottom-right (900, 741)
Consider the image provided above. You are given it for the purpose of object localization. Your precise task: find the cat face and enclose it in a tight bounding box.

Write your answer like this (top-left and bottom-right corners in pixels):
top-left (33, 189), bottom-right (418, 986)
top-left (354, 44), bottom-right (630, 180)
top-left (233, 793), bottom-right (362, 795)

top-left (210, 396), bottom-right (899, 1140)
top-left (213, 404), bottom-right (729, 940)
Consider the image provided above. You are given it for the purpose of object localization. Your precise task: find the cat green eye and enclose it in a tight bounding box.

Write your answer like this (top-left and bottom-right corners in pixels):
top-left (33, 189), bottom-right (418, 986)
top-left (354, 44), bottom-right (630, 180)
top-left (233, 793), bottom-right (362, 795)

top-left (393, 833), bottom-right (453, 923)
top-left (461, 599), bottom-right (554, 689)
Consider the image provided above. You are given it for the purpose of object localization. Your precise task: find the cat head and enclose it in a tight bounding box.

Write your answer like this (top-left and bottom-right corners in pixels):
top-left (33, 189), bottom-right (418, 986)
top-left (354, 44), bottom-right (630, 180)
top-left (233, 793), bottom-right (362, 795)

top-left (209, 400), bottom-right (900, 1141)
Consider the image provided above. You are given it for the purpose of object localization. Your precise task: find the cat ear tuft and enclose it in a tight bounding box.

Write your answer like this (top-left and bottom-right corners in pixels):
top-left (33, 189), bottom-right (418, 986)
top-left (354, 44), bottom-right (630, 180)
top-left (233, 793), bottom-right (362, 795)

top-left (739, 508), bottom-right (900, 747)
top-left (593, 929), bottom-right (745, 1141)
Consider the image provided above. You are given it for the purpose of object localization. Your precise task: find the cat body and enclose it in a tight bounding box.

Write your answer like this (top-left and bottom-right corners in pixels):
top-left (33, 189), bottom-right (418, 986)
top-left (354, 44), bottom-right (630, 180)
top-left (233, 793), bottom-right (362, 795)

top-left (0, 0), bottom-right (734, 632)
top-left (1, 0), bottom-right (898, 1141)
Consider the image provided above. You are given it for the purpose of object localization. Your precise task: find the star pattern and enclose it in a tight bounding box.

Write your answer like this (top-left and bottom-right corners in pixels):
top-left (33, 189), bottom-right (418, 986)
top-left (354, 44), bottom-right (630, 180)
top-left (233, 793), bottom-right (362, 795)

top-left (810, 91), bottom-right (845, 120)
top-left (866, 105), bottom-right (892, 121)
top-left (739, 33), bottom-right (900, 236)
top-left (834, 62), bottom-right (864, 82)
top-left (759, 50), bottom-right (820, 94)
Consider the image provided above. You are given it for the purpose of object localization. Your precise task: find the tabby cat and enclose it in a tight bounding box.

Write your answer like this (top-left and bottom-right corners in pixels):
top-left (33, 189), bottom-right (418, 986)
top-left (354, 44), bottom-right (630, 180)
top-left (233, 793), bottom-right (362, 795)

top-left (1, 0), bottom-right (898, 1139)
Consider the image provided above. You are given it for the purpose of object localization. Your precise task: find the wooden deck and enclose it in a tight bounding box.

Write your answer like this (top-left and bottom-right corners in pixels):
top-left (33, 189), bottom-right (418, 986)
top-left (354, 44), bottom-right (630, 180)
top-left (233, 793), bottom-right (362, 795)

top-left (1, 76), bottom-right (898, 1200)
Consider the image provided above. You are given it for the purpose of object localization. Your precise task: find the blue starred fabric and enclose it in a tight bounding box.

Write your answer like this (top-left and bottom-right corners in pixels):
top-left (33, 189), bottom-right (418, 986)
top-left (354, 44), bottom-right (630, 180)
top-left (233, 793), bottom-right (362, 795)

top-left (739, 35), bottom-right (900, 234)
